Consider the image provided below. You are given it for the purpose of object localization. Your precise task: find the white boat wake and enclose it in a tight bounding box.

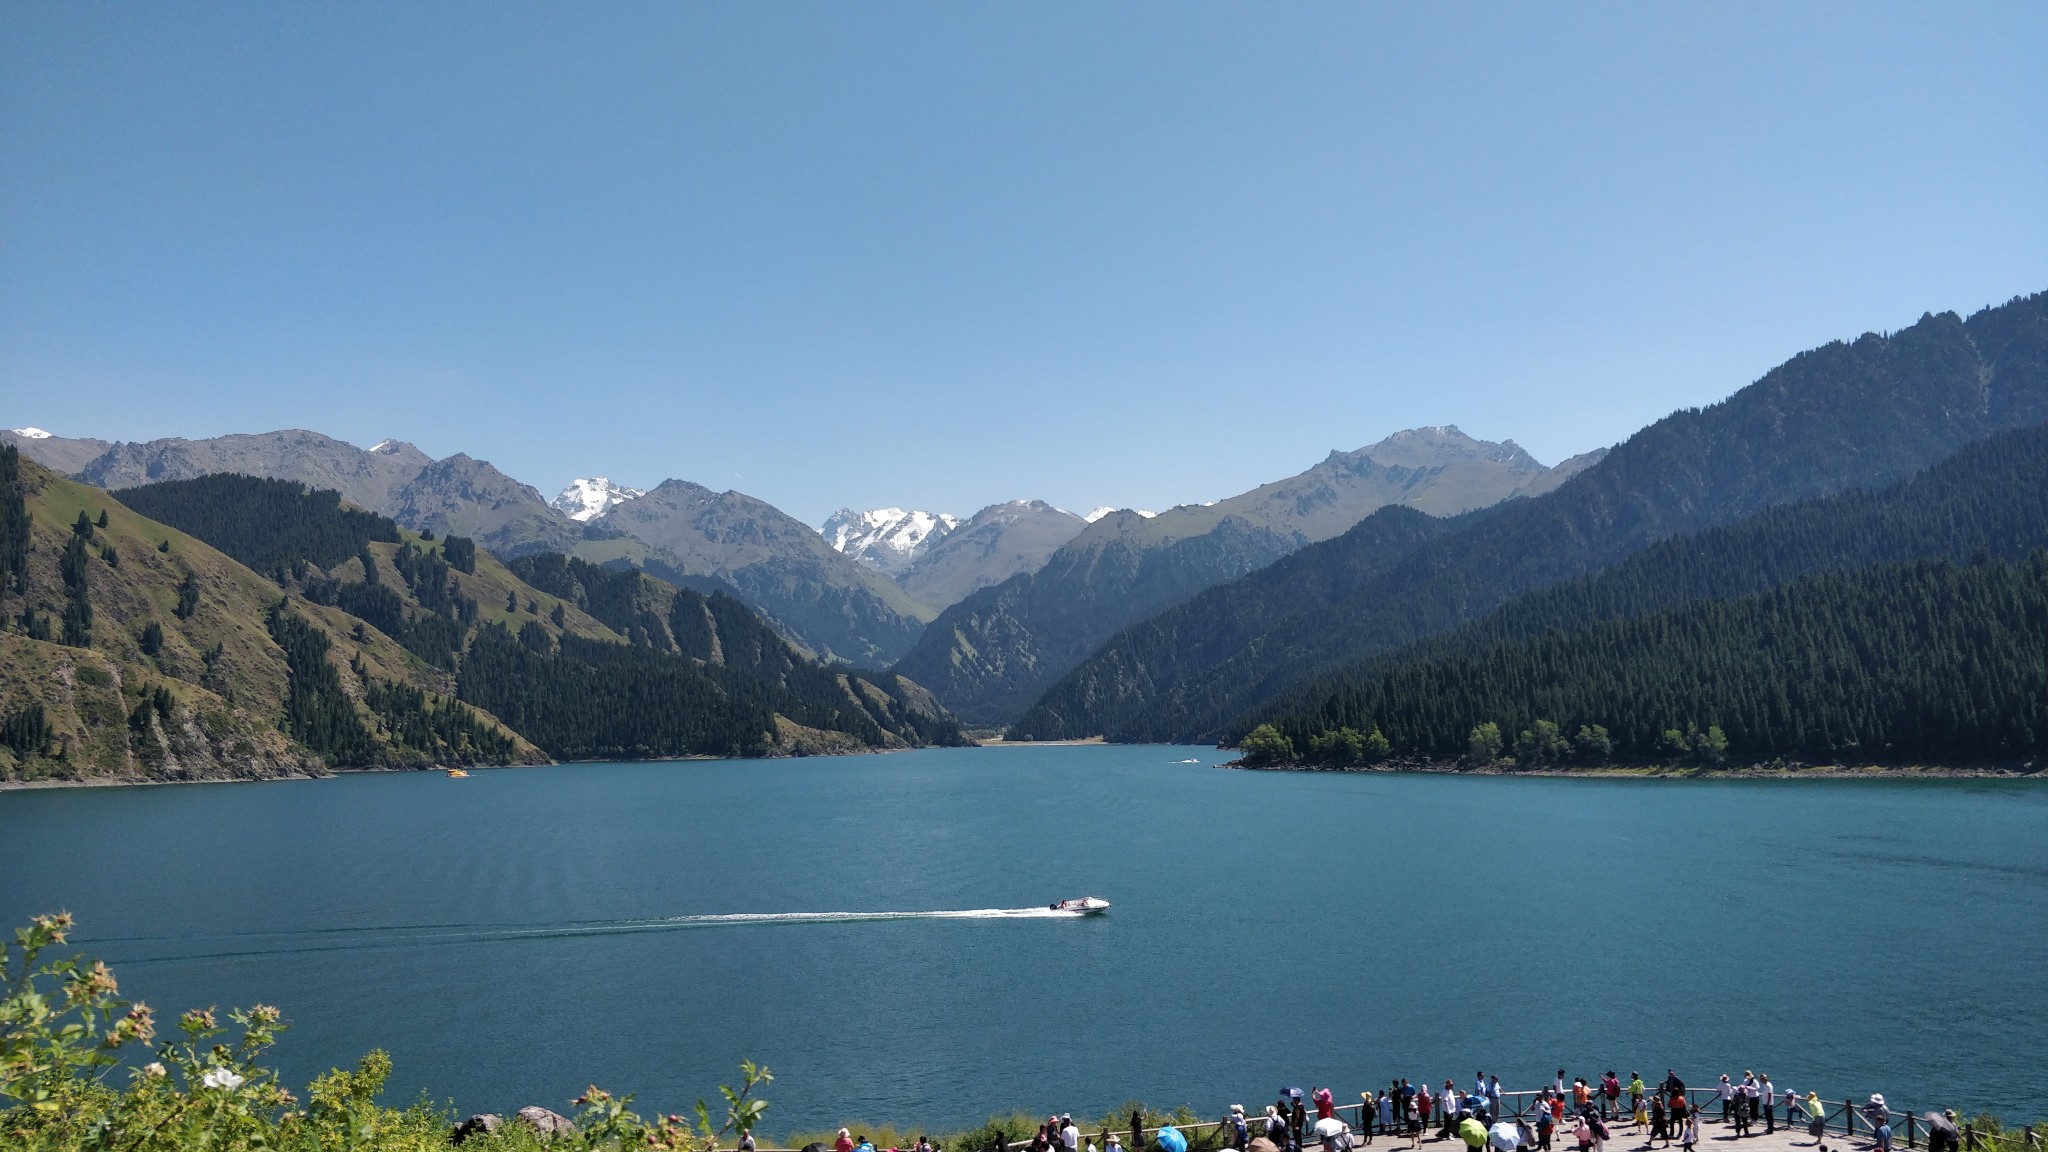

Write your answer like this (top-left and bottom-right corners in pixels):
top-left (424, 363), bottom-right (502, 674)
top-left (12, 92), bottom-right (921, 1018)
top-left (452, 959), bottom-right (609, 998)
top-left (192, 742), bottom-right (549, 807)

top-left (99, 907), bottom-right (1097, 964)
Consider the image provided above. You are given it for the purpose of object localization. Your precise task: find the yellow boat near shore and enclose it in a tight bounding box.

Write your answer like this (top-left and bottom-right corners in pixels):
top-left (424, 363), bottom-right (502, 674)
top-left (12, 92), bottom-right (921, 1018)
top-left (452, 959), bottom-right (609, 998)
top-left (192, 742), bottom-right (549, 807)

top-left (446, 769), bottom-right (469, 778)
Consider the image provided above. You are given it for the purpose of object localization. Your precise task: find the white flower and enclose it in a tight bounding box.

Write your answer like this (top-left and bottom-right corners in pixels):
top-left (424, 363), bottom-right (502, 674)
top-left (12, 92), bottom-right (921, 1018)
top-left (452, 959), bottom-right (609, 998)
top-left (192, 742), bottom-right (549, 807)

top-left (202, 1067), bottom-right (245, 1090)
top-left (142, 1062), bottom-right (167, 1079)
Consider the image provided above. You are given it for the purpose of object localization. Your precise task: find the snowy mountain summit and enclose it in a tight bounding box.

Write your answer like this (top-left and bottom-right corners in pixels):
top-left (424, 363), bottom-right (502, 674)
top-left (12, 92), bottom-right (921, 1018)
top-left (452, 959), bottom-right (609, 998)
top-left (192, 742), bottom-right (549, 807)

top-left (821, 507), bottom-right (959, 576)
top-left (552, 477), bottom-right (646, 522)
top-left (9, 427), bottom-right (53, 439)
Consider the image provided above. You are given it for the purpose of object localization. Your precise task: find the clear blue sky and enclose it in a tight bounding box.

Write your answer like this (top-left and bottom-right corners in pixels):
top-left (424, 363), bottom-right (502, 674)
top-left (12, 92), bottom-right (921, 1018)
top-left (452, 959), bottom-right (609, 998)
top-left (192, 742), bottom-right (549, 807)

top-left (3, 3), bottom-right (2044, 525)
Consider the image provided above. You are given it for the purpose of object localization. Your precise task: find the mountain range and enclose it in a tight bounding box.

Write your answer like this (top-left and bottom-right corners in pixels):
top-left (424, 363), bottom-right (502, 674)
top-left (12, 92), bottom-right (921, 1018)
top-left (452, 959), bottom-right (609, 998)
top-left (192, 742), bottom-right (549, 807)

top-left (0, 456), bottom-right (962, 785)
top-left (820, 500), bottom-right (1092, 609)
top-left (1010, 292), bottom-right (2048, 745)
top-left (890, 425), bottom-right (1602, 725)
top-left (5, 423), bottom-right (1564, 671)
top-left (10, 287), bottom-right (2043, 769)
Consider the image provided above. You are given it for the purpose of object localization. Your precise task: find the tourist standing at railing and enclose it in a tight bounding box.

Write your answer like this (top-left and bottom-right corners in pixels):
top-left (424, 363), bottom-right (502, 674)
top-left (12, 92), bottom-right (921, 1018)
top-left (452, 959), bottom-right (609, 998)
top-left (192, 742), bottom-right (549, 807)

top-left (1229, 1105), bottom-right (1250, 1151)
top-left (1317, 1088), bottom-right (1337, 1123)
top-left (1489, 1078), bottom-right (1504, 1121)
top-left (1799, 1093), bottom-right (1828, 1151)
top-left (1759, 1078), bottom-right (1775, 1135)
top-left (1669, 1090), bottom-right (1689, 1144)
top-left (1923, 1110), bottom-right (1960, 1152)
top-left (1535, 1095), bottom-right (1556, 1152)
top-left (1649, 1093), bottom-right (1669, 1148)
top-left (1629, 1075), bottom-right (1645, 1125)
top-left (1441, 1082), bottom-right (1460, 1140)
top-left (1410, 1083), bottom-right (1428, 1146)
top-left (1292, 1092), bottom-right (1309, 1152)
top-left (1064, 1114), bottom-right (1081, 1152)
top-left (1133, 1107), bottom-right (1145, 1152)
top-left (1267, 1107), bottom-right (1288, 1148)
top-left (1715, 1077), bottom-right (1734, 1124)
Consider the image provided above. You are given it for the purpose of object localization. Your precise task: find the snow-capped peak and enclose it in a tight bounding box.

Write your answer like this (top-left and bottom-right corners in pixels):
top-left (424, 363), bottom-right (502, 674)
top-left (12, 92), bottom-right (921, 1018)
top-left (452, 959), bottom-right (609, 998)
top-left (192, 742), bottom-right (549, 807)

top-left (9, 427), bottom-right (52, 439)
top-left (369, 438), bottom-right (399, 452)
top-left (821, 507), bottom-right (959, 576)
top-left (552, 477), bottom-right (645, 522)
top-left (1083, 506), bottom-right (1155, 522)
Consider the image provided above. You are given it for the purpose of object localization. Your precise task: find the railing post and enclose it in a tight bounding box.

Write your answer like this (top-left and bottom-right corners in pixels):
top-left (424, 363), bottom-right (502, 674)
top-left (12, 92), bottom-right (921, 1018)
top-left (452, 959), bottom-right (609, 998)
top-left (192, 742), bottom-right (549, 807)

top-left (1963, 1124), bottom-right (1976, 1151)
top-left (1908, 1113), bottom-right (1918, 1149)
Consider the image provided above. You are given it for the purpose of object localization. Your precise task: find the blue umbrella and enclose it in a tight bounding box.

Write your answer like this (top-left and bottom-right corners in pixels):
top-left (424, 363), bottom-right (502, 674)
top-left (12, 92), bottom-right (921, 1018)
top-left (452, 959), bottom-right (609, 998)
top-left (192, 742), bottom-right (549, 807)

top-left (1157, 1128), bottom-right (1188, 1152)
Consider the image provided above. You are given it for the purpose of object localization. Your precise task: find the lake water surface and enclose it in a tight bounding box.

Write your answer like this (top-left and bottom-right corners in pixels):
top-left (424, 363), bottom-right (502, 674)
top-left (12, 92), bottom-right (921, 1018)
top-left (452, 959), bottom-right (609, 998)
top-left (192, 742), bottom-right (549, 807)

top-left (2, 747), bottom-right (2043, 1131)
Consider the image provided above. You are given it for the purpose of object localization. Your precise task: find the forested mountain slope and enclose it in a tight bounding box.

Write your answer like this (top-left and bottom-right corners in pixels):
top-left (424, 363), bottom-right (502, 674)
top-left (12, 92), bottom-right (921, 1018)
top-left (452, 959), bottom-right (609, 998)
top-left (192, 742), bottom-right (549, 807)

top-left (0, 465), bottom-right (962, 784)
top-left (1240, 420), bottom-right (2048, 748)
top-left (30, 426), bottom-right (936, 663)
top-left (1015, 291), bottom-right (2048, 742)
top-left (1255, 553), bottom-right (2047, 768)
top-left (892, 426), bottom-right (1576, 725)
top-left (0, 452), bottom-right (547, 783)
top-left (68, 429), bottom-right (587, 557)
top-left (590, 479), bottom-right (937, 667)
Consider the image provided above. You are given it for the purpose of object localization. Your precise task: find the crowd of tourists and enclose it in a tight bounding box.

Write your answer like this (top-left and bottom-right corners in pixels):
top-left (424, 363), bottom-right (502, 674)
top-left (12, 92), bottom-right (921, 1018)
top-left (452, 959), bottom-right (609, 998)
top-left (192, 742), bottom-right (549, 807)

top-left (1194, 1072), bottom-right (1959, 1152)
top-left (804, 1071), bottom-right (1958, 1152)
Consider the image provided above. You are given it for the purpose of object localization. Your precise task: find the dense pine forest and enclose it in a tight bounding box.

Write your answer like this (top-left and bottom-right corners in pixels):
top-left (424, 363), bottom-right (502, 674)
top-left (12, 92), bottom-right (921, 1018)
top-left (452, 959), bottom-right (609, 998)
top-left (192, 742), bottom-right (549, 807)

top-left (116, 473), bottom-right (403, 572)
top-left (1248, 553), bottom-right (2047, 768)
top-left (1014, 292), bottom-right (2048, 743)
top-left (457, 585), bottom-right (963, 759)
top-left (1234, 420), bottom-right (2048, 742)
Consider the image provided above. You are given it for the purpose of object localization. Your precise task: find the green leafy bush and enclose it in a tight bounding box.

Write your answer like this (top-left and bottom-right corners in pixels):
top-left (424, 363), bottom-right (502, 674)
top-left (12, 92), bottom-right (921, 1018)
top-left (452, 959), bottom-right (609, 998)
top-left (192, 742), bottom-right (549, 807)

top-left (1, 914), bottom-right (769, 1152)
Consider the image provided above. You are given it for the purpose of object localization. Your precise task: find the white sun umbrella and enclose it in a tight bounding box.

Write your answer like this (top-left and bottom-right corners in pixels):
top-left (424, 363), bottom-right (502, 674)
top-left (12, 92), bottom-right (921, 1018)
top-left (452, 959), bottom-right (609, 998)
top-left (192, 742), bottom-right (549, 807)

top-left (1488, 1122), bottom-right (1521, 1152)
top-left (1314, 1119), bottom-right (1349, 1139)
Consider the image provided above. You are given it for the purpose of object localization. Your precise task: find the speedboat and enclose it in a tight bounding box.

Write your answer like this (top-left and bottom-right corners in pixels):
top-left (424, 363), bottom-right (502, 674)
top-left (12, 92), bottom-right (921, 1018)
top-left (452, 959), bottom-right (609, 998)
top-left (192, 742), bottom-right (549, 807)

top-left (1050, 897), bottom-right (1111, 914)
top-left (446, 768), bottom-right (470, 778)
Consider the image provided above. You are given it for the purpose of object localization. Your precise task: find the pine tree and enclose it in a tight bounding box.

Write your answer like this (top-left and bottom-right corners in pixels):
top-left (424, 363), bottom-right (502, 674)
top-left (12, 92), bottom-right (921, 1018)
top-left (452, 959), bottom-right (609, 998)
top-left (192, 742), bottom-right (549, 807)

top-left (174, 571), bottom-right (201, 619)
top-left (0, 445), bottom-right (29, 597)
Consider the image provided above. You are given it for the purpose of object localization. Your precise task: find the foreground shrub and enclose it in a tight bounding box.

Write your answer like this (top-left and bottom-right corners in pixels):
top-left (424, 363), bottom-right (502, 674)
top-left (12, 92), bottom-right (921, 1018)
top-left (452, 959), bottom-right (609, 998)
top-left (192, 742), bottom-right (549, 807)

top-left (0, 913), bottom-right (767, 1151)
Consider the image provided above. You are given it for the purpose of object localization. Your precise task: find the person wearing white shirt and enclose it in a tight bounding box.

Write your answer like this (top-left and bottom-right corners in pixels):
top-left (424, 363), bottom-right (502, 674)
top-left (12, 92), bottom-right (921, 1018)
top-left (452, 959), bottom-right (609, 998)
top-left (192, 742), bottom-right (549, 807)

top-left (1760, 1079), bottom-right (1776, 1135)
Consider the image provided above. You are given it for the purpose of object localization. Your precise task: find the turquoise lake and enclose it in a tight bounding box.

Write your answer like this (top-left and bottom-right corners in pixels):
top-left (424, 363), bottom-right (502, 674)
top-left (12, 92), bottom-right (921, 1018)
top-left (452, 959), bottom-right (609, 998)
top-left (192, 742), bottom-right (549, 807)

top-left (3, 746), bottom-right (2043, 1131)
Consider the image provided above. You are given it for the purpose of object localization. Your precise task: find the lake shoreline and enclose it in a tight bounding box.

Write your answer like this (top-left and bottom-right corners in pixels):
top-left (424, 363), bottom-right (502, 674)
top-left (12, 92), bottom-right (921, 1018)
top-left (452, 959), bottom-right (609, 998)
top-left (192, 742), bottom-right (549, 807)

top-left (0, 743), bottom-right (959, 791)
top-left (1226, 756), bottom-right (2045, 779)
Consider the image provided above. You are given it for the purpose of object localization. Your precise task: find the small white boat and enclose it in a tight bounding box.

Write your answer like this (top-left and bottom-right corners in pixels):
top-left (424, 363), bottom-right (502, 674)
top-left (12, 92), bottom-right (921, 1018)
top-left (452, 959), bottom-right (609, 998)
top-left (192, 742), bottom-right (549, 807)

top-left (1050, 897), bottom-right (1111, 914)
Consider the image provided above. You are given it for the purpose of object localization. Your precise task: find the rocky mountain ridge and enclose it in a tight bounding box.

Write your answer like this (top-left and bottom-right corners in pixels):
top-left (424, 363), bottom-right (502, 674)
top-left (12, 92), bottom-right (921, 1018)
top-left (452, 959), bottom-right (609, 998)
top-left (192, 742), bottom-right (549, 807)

top-left (821, 507), bottom-right (961, 576)
top-left (552, 477), bottom-right (645, 522)
top-left (890, 425), bottom-right (1584, 724)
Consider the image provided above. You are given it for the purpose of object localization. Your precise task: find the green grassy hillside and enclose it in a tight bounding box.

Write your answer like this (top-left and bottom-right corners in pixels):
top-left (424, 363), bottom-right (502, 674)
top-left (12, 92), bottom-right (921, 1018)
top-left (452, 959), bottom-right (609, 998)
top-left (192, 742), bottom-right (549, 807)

top-left (0, 452), bottom-right (546, 783)
top-left (3, 467), bottom-right (966, 779)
